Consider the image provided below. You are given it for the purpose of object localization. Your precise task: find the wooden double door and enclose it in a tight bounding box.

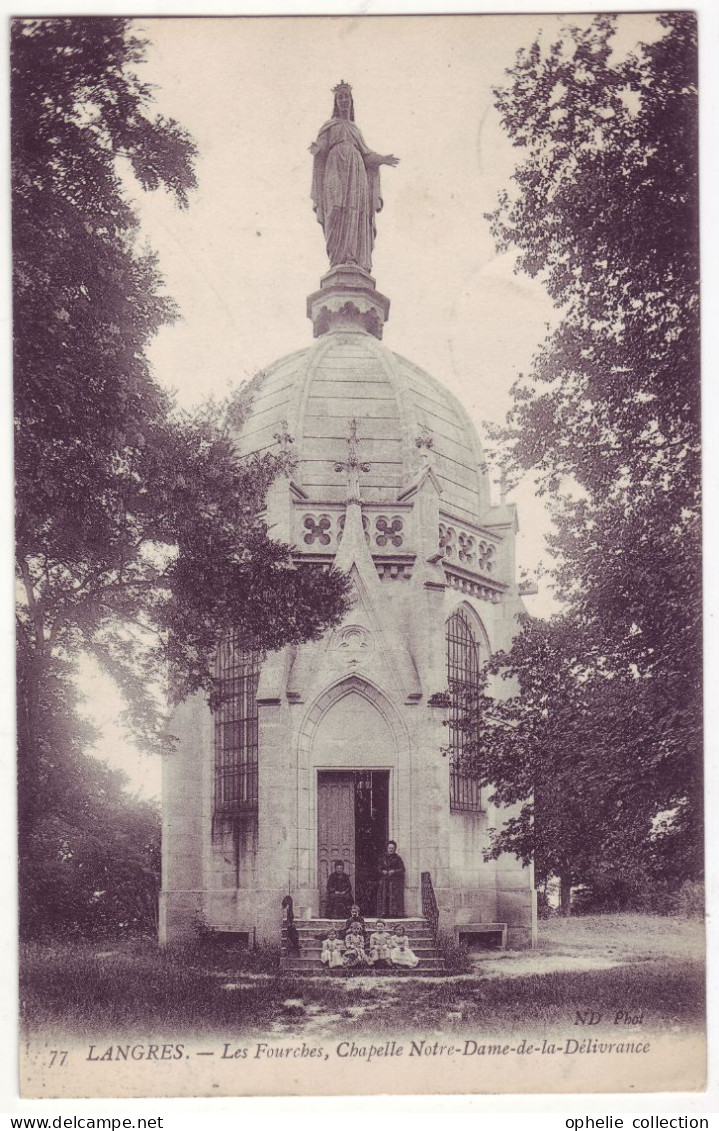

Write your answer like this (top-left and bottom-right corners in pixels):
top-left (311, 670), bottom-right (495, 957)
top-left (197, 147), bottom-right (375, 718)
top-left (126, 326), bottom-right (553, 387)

top-left (317, 770), bottom-right (389, 917)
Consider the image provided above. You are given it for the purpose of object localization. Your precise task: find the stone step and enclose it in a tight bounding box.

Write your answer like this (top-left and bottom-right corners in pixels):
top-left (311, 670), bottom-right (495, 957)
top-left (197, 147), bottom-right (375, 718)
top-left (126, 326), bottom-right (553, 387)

top-left (282, 931), bottom-right (431, 940)
top-left (286, 920), bottom-right (432, 929)
top-left (279, 915), bottom-right (443, 974)
top-left (282, 935), bottom-right (437, 945)
top-left (280, 956), bottom-right (446, 972)
top-left (279, 954), bottom-right (440, 963)
top-left (286, 922), bottom-right (431, 931)
top-left (283, 937), bottom-right (438, 947)
top-left (283, 929), bottom-right (434, 941)
top-left (290, 918), bottom-right (429, 927)
top-left (283, 941), bottom-right (435, 952)
top-left (285, 924), bottom-right (432, 935)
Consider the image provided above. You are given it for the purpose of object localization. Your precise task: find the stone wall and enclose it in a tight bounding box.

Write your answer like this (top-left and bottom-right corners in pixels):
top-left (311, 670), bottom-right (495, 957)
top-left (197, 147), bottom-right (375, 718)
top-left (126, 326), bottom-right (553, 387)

top-left (159, 692), bottom-right (208, 944)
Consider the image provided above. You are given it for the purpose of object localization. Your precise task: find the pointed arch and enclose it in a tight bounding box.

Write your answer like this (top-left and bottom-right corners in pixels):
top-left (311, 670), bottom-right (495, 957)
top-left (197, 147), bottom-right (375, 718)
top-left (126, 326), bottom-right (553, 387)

top-left (294, 675), bottom-right (413, 895)
top-left (446, 599), bottom-right (491, 661)
top-left (297, 673), bottom-right (409, 757)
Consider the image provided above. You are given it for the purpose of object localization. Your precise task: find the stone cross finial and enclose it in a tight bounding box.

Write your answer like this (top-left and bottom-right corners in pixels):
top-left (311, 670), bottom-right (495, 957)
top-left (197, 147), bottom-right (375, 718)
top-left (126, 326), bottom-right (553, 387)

top-left (415, 425), bottom-right (435, 464)
top-left (335, 417), bottom-right (371, 504)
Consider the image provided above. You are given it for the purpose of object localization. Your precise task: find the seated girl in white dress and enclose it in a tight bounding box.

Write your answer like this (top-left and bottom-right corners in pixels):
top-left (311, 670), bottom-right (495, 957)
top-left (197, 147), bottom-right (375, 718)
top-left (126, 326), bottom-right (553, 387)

top-left (320, 927), bottom-right (344, 969)
top-left (369, 919), bottom-right (392, 966)
top-left (389, 923), bottom-right (419, 968)
top-left (342, 923), bottom-right (370, 967)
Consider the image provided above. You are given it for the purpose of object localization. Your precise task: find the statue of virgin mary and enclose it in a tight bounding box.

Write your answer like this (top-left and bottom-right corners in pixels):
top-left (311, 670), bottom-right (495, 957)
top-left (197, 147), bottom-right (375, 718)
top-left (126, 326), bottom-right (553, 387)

top-left (310, 82), bottom-right (399, 273)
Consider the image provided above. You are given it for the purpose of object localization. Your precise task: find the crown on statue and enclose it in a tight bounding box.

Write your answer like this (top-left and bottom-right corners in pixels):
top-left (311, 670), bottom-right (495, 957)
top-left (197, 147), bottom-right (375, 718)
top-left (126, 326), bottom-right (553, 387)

top-left (332, 80), bottom-right (352, 93)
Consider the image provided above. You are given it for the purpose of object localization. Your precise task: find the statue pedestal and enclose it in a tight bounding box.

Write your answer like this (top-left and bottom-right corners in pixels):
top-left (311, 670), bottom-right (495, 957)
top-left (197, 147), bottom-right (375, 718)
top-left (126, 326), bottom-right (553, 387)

top-left (307, 265), bottom-right (390, 340)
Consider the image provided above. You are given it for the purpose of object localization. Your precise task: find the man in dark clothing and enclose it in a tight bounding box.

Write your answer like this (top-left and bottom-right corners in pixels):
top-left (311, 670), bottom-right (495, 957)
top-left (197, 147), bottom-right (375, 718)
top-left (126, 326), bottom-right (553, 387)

top-left (376, 839), bottom-right (405, 917)
top-left (325, 860), bottom-right (354, 919)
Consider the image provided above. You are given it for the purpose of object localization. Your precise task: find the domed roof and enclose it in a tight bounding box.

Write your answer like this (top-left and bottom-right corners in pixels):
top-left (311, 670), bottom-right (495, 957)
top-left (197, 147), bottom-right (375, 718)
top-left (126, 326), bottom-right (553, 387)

top-left (236, 331), bottom-right (489, 523)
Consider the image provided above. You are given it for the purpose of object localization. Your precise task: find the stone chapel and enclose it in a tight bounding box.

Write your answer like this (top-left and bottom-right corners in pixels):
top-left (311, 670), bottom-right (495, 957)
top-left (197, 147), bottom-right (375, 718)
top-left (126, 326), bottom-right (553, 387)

top-left (160, 88), bottom-right (537, 953)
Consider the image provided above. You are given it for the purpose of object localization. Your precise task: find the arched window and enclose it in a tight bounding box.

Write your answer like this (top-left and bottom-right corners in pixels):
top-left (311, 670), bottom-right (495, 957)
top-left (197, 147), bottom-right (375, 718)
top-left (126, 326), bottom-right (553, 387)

top-left (446, 608), bottom-right (483, 813)
top-left (213, 631), bottom-right (261, 827)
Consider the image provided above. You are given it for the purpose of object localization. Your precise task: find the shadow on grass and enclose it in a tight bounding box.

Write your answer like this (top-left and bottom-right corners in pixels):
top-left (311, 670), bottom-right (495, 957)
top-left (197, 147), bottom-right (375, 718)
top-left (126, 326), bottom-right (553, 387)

top-left (20, 941), bottom-right (705, 1041)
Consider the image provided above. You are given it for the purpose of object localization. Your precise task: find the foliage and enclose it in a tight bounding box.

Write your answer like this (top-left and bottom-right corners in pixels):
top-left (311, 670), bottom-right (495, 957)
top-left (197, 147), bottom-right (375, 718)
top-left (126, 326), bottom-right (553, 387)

top-left (536, 889), bottom-right (555, 920)
top-left (450, 616), bottom-right (675, 898)
top-left (465, 13), bottom-right (701, 899)
top-left (178, 924), bottom-right (282, 974)
top-left (13, 18), bottom-right (349, 935)
top-left (572, 878), bottom-right (704, 918)
top-left (436, 932), bottom-right (474, 974)
top-left (13, 16), bottom-right (349, 734)
top-left (18, 657), bottom-right (161, 939)
top-left (671, 880), bottom-right (704, 919)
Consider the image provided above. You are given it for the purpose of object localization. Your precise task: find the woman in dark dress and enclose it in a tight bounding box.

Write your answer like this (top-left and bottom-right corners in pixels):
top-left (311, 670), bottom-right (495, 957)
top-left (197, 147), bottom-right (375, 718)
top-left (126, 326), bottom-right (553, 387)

top-left (325, 860), bottom-right (354, 919)
top-left (376, 839), bottom-right (405, 917)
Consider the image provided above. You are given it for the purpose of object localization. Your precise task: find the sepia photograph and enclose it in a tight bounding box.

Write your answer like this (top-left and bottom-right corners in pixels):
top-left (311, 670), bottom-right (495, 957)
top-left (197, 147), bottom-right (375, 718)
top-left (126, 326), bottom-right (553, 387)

top-left (12, 9), bottom-right (705, 1100)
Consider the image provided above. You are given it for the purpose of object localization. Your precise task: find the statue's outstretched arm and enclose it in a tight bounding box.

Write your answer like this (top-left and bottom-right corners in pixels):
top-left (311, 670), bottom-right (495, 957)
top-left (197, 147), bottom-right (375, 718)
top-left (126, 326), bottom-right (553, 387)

top-left (363, 150), bottom-right (400, 167)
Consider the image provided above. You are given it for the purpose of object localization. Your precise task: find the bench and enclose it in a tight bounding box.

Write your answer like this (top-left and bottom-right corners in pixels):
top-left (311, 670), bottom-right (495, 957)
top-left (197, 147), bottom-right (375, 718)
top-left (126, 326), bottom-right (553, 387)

top-left (455, 923), bottom-right (508, 951)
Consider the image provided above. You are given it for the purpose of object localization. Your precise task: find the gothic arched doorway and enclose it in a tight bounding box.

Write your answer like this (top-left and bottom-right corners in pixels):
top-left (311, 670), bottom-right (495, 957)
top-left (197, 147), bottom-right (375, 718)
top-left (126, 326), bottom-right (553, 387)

top-left (308, 680), bottom-right (399, 918)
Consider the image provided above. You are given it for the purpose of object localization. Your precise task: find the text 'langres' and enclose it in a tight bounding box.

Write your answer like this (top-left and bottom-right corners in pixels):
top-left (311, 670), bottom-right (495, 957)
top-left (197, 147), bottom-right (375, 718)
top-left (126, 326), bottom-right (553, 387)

top-left (85, 1037), bottom-right (655, 1065)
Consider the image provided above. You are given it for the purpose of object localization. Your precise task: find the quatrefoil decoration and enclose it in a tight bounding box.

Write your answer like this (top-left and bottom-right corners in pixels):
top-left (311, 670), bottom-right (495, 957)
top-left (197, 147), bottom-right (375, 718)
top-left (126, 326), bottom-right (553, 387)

top-left (375, 515), bottom-right (404, 547)
top-left (303, 513), bottom-right (332, 546)
top-left (439, 522), bottom-right (456, 558)
top-left (478, 540), bottom-right (495, 572)
top-left (458, 531), bottom-right (475, 564)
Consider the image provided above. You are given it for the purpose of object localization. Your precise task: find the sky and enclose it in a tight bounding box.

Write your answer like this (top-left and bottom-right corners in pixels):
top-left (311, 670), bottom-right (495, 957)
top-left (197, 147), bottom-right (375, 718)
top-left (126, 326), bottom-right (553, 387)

top-left (78, 12), bottom-right (664, 798)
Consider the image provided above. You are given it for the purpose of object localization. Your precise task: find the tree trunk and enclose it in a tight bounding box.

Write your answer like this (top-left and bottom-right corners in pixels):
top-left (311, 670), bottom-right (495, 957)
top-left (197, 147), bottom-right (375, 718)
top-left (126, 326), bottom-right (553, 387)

top-left (17, 647), bottom-right (43, 845)
top-left (559, 873), bottom-right (572, 916)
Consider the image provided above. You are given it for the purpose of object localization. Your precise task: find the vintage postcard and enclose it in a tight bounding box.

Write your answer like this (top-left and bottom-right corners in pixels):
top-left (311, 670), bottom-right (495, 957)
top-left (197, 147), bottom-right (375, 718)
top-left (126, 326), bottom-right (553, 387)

top-left (13, 12), bottom-right (705, 1099)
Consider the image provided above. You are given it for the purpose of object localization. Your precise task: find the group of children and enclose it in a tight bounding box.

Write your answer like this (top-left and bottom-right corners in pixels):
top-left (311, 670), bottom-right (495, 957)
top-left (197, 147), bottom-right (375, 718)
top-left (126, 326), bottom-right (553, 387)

top-left (320, 905), bottom-right (420, 971)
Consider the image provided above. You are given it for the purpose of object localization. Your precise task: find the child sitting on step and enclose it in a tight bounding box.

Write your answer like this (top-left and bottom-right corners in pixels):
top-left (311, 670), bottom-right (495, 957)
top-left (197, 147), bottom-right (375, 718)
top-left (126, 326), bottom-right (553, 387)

top-left (390, 923), bottom-right (420, 968)
top-left (342, 922), bottom-right (370, 968)
top-left (320, 927), bottom-right (344, 969)
top-left (368, 919), bottom-right (392, 966)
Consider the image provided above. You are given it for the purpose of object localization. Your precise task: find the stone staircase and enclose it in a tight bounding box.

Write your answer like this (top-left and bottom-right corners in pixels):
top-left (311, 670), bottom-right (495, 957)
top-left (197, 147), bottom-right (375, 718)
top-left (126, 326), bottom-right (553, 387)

top-left (280, 917), bottom-right (445, 974)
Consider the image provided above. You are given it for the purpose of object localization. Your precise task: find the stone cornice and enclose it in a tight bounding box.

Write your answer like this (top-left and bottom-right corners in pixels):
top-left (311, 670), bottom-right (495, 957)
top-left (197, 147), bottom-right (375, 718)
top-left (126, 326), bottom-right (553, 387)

top-left (444, 560), bottom-right (507, 596)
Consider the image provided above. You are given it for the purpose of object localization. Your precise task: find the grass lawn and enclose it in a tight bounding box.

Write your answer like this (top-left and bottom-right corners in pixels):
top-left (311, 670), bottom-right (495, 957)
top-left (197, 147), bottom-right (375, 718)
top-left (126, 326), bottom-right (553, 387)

top-left (20, 914), bottom-right (705, 1042)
